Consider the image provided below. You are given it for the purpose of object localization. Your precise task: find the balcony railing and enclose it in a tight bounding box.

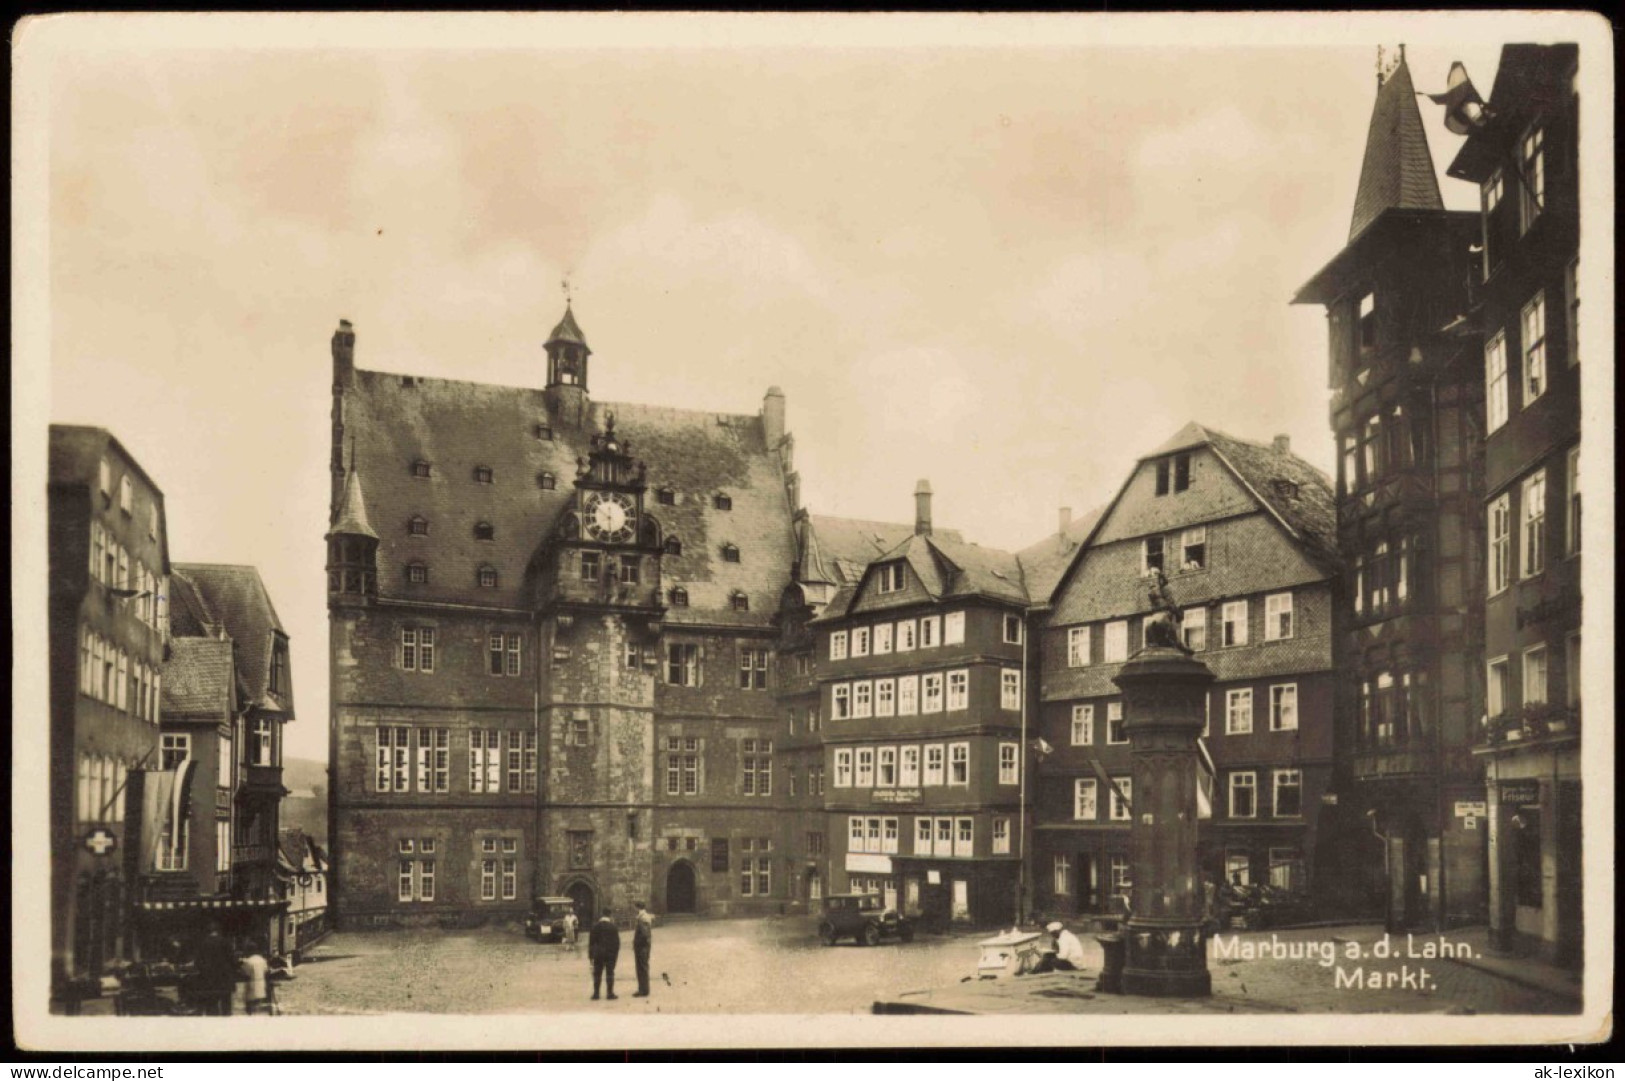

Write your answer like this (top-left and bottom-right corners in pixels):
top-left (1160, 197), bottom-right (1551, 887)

top-left (232, 844), bottom-right (272, 864)
top-left (243, 764), bottom-right (283, 793)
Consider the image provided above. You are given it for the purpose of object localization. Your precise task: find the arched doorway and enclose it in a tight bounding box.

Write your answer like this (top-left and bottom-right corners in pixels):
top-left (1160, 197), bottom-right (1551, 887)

top-left (666, 861), bottom-right (697, 914)
top-left (565, 880), bottom-right (597, 924)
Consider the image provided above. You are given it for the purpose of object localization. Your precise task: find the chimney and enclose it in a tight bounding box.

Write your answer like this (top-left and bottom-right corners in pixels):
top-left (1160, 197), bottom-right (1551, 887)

top-left (913, 479), bottom-right (933, 536)
top-left (1273, 434), bottom-right (1291, 454)
top-left (1058, 506), bottom-right (1072, 552)
top-left (762, 386), bottom-right (786, 449)
top-left (332, 319), bottom-right (356, 388)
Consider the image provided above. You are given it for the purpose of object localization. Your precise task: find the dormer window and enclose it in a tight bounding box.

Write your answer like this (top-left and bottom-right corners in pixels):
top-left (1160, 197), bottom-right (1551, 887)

top-left (722, 543), bottom-right (740, 563)
top-left (536, 424), bottom-right (554, 441)
top-left (474, 521), bottom-right (495, 542)
top-left (412, 460), bottom-right (432, 478)
top-left (665, 537), bottom-right (683, 556)
top-left (1272, 479), bottom-right (1299, 500)
top-left (1358, 292), bottom-right (1377, 351)
top-left (658, 488), bottom-right (676, 506)
top-left (714, 493), bottom-right (733, 511)
top-left (876, 562), bottom-right (906, 594)
top-left (478, 566), bottom-right (498, 589)
top-left (473, 466), bottom-right (494, 484)
top-left (670, 587), bottom-right (689, 607)
top-left (539, 472), bottom-right (556, 491)
top-left (409, 516), bottom-right (429, 536)
top-left (730, 591), bottom-right (750, 612)
top-left (407, 562), bottom-right (429, 584)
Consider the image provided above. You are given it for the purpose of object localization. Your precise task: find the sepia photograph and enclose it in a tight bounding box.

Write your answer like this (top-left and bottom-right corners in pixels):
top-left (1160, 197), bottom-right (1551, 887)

top-left (10, 11), bottom-right (1613, 1054)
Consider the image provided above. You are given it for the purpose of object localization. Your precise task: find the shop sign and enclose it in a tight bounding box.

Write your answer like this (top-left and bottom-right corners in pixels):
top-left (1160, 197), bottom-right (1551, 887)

top-left (1499, 781), bottom-right (1540, 806)
top-left (873, 788), bottom-right (921, 804)
top-left (1453, 801), bottom-right (1488, 818)
top-left (845, 853), bottom-right (893, 875)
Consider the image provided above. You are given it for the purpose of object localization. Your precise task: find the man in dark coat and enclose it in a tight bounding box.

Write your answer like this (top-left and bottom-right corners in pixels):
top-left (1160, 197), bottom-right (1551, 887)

top-left (631, 901), bottom-right (653, 997)
top-left (587, 909), bottom-right (621, 1000)
top-left (192, 927), bottom-right (238, 1015)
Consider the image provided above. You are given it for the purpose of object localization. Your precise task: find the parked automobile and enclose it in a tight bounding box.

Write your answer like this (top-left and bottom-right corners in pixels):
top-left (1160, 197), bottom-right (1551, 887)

top-left (525, 896), bottom-right (578, 943)
top-left (818, 892), bottom-right (914, 947)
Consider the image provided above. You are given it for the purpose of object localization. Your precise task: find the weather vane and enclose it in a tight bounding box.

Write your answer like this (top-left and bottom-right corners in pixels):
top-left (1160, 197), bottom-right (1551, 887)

top-left (561, 272), bottom-right (574, 307)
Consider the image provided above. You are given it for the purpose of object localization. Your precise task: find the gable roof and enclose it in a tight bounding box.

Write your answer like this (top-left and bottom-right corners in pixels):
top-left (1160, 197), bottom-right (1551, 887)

top-left (1013, 504), bottom-right (1107, 606)
top-left (161, 638), bottom-right (236, 717)
top-left (1350, 56), bottom-right (1444, 241)
top-left (342, 366), bottom-right (797, 629)
top-left (171, 564), bottom-right (292, 714)
top-left (801, 515), bottom-right (964, 586)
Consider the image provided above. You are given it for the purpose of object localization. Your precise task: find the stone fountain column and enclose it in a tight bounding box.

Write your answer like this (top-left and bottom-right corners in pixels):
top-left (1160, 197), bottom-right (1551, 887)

top-left (1113, 643), bottom-right (1214, 997)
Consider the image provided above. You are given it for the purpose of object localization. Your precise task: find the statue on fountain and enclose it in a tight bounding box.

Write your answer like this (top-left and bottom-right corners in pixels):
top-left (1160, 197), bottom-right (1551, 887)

top-left (1140, 568), bottom-right (1191, 654)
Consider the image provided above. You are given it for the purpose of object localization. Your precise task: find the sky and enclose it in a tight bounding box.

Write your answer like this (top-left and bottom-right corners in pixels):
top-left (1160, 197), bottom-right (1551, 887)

top-left (22, 15), bottom-right (1526, 763)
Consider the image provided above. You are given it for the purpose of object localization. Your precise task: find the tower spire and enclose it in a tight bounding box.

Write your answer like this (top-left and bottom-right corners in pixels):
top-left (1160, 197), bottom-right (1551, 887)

top-left (1348, 47), bottom-right (1443, 241)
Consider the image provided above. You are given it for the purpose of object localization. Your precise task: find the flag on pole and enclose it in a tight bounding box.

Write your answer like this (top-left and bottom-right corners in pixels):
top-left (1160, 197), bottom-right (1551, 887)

top-left (1425, 61), bottom-right (1489, 136)
top-left (1196, 737), bottom-right (1216, 819)
top-left (1087, 757), bottom-right (1131, 815)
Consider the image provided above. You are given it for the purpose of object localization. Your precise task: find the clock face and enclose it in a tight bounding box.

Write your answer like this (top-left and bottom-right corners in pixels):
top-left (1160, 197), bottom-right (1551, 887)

top-left (584, 492), bottom-right (636, 542)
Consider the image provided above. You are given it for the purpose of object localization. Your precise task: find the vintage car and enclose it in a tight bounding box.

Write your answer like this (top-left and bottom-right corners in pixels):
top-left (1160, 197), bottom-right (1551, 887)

top-left (524, 896), bottom-right (579, 943)
top-left (817, 892), bottom-right (914, 946)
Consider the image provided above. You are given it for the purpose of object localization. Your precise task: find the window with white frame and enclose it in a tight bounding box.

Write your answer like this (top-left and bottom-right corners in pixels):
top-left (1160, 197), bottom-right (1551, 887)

top-left (1001, 669), bottom-right (1021, 710)
top-left (834, 748), bottom-right (853, 788)
top-left (1486, 331), bottom-right (1509, 432)
top-left (832, 683), bottom-right (851, 720)
top-left (1067, 626), bottom-right (1090, 667)
top-left (948, 743), bottom-right (970, 786)
top-left (1106, 701), bottom-right (1127, 744)
top-left (1562, 444), bottom-right (1580, 558)
top-left (1003, 615), bottom-right (1023, 644)
top-left (875, 678), bottom-right (895, 717)
top-left (1226, 688), bottom-right (1253, 735)
top-left (480, 859), bottom-right (497, 901)
top-left (1523, 645), bottom-right (1548, 705)
top-left (1143, 535), bottom-right (1165, 576)
top-left (924, 744), bottom-right (945, 786)
top-left (992, 817), bottom-right (1011, 855)
top-left (470, 729), bottom-right (503, 793)
top-left (667, 642), bottom-right (700, 686)
top-left (900, 745), bottom-right (920, 787)
top-left (913, 817), bottom-right (932, 855)
top-left (1269, 684), bottom-right (1298, 732)
top-left (848, 817), bottom-right (866, 853)
top-left (876, 562), bottom-right (906, 594)
top-left (947, 670), bottom-right (969, 711)
top-left (1074, 778), bottom-right (1097, 821)
top-left (922, 672), bottom-right (945, 713)
top-left (376, 727), bottom-right (408, 792)
top-left (852, 627), bottom-right (870, 657)
top-left (1522, 293), bottom-right (1547, 405)
top-left (874, 623), bottom-right (893, 655)
top-left (1487, 657), bottom-right (1509, 718)
top-left (998, 742), bottom-right (1018, 784)
top-left (896, 619), bottom-right (917, 651)
top-left (1221, 600), bottom-right (1248, 647)
top-left (1181, 526), bottom-right (1208, 570)
top-left (1071, 703), bottom-right (1094, 746)
top-left (944, 611), bottom-right (965, 645)
top-left (919, 616), bottom-right (940, 648)
top-left (830, 631), bottom-right (848, 661)
top-left (1182, 607), bottom-right (1207, 651)
top-left (897, 675), bottom-right (919, 715)
top-left (1273, 769), bottom-right (1302, 817)
top-left (1053, 852), bottom-right (1073, 895)
top-left (855, 748), bottom-right (875, 788)
top-left (98, 457), bottom-right (111, 496)
top-left (160, 733), bottom-right (191, 771)
top-left (1108, 778), bottom-right (1132, 821)
top-left (1264, 593), bottom-right (1294, 640)
top-left (1110, 857), bottom-right (1133, 903)
top-left (1522, 470), bottom-right (1546, 578)
top-left (738, 647), bottom-right (769, 689)
top-left (1489, 493), bottom-right (1513, 594)
top-left (1519, 123), bottom-right (1544, 234)
top-left (1229, 771), bottom-right (1257, 818)
top-left (876, 746), bottom-right (897, 788)
top-left (853, 680), bottom-right (873, 718)
top-left (1104, 621), bottom-right (1128, 662)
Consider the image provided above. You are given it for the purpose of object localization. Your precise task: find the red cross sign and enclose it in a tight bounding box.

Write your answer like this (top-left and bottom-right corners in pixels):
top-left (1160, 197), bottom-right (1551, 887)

top-left (84, 828), bottom-right (118, 856)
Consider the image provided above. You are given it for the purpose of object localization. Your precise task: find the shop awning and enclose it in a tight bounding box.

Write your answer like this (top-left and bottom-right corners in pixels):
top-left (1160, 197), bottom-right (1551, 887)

top-left (137, 897), bottom-right (288, 912)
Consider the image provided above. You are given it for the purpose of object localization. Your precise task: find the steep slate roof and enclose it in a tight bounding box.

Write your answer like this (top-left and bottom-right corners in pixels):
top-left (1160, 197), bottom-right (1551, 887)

top-left (1349, 56), bottom-right (1444, 241)
top-left (161, 638), bottom-right (236, 716)
top-left (812, 528), bottom-right (1030, 623)
top-left (802, 515), bottom-right (964, 585)
top-left (1013, 504), bottom-right (1107, 606)
top-left (171, 564), bottom-right (292, 713)
top-left (331, 465), bottom-right (378, 539)
top-left (1200, 429), bottom-right (1339, 571)
top-left (342, 366), bottom-right (797, 629)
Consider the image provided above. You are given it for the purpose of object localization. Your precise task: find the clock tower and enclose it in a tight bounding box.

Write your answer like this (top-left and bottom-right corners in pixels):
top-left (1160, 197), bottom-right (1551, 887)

top-left (533, 411), bottom-right (665, 918)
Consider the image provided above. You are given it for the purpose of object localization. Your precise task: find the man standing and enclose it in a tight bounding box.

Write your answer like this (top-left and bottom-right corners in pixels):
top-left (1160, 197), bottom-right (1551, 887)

top-left (192, 927), bottom-right (238, 1015)
top-left (631, 901), bottom-right (654, 997)
top-left (587, 909), bottom-right (621, 1000)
